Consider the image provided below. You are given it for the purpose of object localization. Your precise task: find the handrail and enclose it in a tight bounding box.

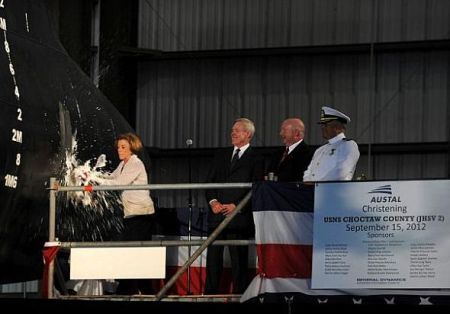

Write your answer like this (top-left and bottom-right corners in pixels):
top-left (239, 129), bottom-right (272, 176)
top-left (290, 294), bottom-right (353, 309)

top-left (155, 190), bottom-right (252, 301)
top-left (54, 182), bottom-right (252, 192)
top-left (59, 239), bottom-right (254, 249)
top-left (47, 178), bottom-right (57, 298)
top-left (48, 178), bottom-right (254, 300)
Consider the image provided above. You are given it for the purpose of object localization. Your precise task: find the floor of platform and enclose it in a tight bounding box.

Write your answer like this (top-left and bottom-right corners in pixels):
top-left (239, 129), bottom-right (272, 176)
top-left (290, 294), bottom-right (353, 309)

top-left (57, 293), bottom-right (242, 302)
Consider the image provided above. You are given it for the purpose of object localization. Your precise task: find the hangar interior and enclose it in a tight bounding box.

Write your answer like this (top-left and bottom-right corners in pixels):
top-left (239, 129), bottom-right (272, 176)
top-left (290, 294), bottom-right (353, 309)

top-left (53, 0), bottom-right (449, 207)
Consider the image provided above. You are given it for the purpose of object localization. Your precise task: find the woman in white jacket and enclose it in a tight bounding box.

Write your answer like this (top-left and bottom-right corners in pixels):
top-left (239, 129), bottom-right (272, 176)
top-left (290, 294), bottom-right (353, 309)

top-left (103, 132), bottom-right (155, 294)
top-left (105, 133), bottom-right (154, 234)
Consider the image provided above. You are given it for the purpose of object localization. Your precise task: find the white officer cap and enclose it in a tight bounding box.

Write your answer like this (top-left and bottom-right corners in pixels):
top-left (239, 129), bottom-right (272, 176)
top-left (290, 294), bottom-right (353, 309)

top-left (318, 106), bottom-right (351, 124)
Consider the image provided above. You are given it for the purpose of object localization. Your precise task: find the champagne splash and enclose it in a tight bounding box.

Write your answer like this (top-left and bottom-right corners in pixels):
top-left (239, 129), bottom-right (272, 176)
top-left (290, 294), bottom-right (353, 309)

top-left (57, 133), bottom-right (123, 241)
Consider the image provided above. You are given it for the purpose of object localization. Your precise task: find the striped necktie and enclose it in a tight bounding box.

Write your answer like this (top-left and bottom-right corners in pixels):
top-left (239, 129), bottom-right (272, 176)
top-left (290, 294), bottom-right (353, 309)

top-left (279, 146), bottom-right (289, 165)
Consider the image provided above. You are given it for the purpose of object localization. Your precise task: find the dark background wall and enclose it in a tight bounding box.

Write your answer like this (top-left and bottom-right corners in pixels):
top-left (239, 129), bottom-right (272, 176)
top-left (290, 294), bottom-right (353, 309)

top-left (47, 0), bottom-right (450, 209)
top-left (46, 0), bottom-right (138, 127)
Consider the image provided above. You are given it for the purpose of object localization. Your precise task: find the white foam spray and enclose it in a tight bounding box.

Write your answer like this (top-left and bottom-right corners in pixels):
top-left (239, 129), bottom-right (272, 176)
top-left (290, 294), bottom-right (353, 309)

top-left (57, 133), bottom-right (123, 241)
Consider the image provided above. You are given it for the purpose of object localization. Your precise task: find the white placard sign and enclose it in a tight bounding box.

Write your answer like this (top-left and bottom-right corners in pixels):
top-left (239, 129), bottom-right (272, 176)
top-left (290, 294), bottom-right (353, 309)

top-left (70, 247), bottom-right (166, 279)
top-left (312, 180), bottom-right (450, 289)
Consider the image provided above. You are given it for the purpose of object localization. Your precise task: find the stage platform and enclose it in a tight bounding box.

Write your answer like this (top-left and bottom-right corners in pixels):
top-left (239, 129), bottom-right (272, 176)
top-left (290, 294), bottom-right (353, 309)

top-left (58, 293), bottom-right (242, 303)
top-left (1, 296), bottom-right (450, 314)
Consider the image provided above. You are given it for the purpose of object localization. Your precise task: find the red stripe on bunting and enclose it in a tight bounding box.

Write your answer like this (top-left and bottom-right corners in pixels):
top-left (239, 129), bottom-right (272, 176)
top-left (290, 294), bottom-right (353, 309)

top-left (155, 266), bottom-right (257, 295)
top-left (256, 243), bottom-right (312, 278)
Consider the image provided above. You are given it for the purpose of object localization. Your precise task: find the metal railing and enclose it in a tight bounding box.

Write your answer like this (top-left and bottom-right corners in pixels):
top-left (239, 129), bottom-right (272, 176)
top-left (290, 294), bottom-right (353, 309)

top-left (48, 178), bottom-right (253, 300)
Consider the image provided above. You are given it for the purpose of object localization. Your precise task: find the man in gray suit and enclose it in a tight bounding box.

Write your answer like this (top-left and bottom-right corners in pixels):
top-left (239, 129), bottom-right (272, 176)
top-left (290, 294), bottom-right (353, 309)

top-left (204, 118), bottom-right (264, 294)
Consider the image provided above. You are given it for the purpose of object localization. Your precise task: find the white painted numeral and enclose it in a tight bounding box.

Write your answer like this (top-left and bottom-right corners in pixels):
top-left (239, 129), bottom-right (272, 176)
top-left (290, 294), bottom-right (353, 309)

top-left (0, 1), bottom-right (4, 9)
top-left (0, 17), bottom-right (6, 31)
top-left (16, 153), bottom-right (21, 166)
top-left (14, 85), bottom-right (19, 99)
top-left (4, 174), bottom-right (18, 189)
top-left (17, 108), bottom-right (22, 121)
top-left (12, 128), bottom-right (22, 143)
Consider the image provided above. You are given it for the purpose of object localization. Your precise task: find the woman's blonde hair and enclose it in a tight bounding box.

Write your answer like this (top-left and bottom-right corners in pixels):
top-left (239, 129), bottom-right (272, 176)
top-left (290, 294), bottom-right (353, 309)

top-left (115, 133), bottom-right (143, 154)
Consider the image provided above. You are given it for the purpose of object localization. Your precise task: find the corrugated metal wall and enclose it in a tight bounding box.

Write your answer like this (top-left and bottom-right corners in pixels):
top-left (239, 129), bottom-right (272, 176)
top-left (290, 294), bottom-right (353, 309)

top-left (137, 0), bottom-right (449, 50)
top-left (135, 0), bottom-right (449, 207)
top-left (0, 281), bottom-right (39, 294)
top-left (137, 51), bottom-right (449, 148)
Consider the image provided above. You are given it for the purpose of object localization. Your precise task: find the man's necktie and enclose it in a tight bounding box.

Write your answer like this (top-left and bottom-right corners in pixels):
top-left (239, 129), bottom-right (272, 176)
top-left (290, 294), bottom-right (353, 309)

top-left (279, 147), bottom-right (289, 165)
top-left (230, 148), bottom-right (240, 170)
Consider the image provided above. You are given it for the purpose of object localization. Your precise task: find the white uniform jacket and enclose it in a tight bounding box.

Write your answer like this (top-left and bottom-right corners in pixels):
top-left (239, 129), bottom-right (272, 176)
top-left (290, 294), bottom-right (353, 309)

top-left (303, 133), bottom-right (360, 181)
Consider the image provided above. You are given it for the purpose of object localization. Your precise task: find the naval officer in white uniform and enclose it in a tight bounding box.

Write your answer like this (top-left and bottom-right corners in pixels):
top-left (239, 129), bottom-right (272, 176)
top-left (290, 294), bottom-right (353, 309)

top-left (303, 106), bottom-right (360, 181)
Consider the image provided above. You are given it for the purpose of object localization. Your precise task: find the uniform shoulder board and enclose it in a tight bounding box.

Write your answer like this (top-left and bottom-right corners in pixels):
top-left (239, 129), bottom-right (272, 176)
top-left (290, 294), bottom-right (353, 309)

top-left (342, 138), bottom-right (353, 141)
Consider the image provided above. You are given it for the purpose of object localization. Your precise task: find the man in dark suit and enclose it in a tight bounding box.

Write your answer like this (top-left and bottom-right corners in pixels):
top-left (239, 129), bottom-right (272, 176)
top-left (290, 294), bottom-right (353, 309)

top-left (204, 118), bottom-right (264, 294)
top-left (266, 118), bottom-right (313, 182)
